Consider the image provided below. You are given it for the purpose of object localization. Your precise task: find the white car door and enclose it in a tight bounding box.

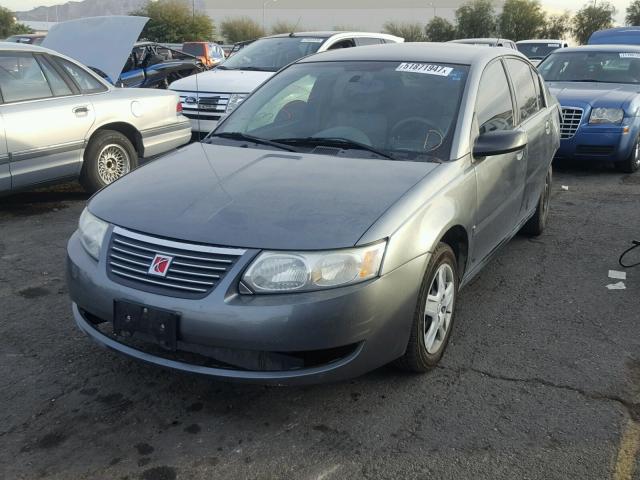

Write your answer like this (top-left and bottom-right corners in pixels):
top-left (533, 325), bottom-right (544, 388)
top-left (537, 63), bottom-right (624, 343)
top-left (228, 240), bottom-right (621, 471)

top-left (0, 51), bottom-right (95, 189)
top-left (0, 111), bottom-right (9, 192)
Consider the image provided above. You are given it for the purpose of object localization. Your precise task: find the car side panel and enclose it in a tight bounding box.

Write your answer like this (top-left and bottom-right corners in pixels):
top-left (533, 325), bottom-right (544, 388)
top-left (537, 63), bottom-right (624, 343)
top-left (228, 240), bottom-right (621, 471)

top-left (0, 112), bottom-right (10, 192)
top-left (5, 95), bottom-right (95, 189)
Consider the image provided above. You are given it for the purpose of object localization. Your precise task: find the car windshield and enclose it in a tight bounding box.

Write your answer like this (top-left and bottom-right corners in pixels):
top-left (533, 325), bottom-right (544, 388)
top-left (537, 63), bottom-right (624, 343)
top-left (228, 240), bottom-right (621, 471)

top-left (210, 61), bottom-right (469, 161)
top-left (219, 37), bottom-right (327, 72)
top-left (182, 43), bottom-right (205, 56)
top-left (539, 51), bottom-right (640, 84)
top-left (517, 42), bottom-right (562, 59)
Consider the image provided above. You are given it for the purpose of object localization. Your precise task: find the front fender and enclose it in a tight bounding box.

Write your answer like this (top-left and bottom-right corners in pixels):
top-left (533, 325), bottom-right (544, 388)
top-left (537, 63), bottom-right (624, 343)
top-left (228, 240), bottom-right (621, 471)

top-left (358, 156), bottom-right (477, 275)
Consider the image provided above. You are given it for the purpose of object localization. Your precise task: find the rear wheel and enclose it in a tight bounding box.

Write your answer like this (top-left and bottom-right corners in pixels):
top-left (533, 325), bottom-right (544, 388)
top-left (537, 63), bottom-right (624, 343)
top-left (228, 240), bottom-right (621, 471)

top-left (394, 243), bottom-right (458, 372)
top-left (617, 136), bottom-right (640, 173)
top-left (80, 130), bottom-right (138, 193)
top-left (521, 165), bottom-right (552, 236)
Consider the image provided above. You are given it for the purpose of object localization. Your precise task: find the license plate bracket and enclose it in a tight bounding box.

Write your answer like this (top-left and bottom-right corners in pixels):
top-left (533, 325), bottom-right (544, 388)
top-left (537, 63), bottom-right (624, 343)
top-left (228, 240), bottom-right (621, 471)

top-left (113, 301), bottom-right (179, 351)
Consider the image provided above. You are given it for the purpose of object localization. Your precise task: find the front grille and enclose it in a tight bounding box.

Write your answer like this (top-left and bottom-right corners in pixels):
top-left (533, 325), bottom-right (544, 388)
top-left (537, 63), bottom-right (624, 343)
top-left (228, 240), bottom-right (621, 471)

top-left (177, 92), bottom-right (230, 114)
top-left (107, 227), bottom-right (245, 298)
top-left (560, 107), bottom-right (584, 139)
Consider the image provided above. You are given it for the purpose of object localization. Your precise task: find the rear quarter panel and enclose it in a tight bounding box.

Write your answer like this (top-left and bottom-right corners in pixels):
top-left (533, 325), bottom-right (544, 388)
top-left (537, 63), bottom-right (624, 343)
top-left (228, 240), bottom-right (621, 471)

top-left (89, 88), bottom-right (181, 135)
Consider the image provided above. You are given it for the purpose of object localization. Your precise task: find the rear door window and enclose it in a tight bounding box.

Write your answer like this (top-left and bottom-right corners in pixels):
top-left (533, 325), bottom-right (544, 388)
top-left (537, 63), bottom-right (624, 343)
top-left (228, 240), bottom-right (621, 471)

top-left (505, 58), bottom-right (540, 122)
top-left (476, 60), bottom-right (515, 134)
top-left (0, 52), bottom-right (53, 102)
top-left (54, 57), bottom-right (108, 94)
top-left (355, 38), bottom-right (384, 46)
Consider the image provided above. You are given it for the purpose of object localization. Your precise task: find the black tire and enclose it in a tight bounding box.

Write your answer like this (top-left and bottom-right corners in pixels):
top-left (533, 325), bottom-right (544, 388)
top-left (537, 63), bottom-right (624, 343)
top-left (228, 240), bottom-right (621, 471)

top-left (617, 136), bottom-right (640, 173)
top-left (521, 165), bottom-right (552, 236)
top-left (80, 130), bottom-right (138, 193)
top-left (394, 242), bottom-right (459, 373)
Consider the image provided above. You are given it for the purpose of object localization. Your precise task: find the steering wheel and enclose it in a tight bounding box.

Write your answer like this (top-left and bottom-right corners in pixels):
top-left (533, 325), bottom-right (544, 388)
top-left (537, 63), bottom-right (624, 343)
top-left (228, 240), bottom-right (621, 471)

top-left (390, 117), bottom-right (445, 152)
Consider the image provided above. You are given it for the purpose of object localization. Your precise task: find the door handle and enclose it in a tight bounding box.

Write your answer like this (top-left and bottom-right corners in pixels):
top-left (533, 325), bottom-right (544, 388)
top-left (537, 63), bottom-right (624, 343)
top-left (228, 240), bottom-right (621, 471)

top-left (545, 120), bottom-right (551, 135)
top-left (516, 150), bottom-right (524, 161)
top-left (73, 106), bottom-right (89, 117)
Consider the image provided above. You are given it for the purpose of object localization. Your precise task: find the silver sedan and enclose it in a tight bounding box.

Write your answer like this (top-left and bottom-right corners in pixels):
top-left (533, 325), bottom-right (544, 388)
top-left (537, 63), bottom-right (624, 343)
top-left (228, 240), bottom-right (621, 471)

top-left (0, 42), bottom-right (191, 194)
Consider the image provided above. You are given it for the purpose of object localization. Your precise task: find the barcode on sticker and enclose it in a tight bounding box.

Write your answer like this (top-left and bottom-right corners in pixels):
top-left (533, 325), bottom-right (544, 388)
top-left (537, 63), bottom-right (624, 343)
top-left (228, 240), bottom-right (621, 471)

top-left (548, 43), bottom-right (561, 47)
top-left (301, 38), bottom-right (324, 43)
top-left (620, 53), bottom-right (640, 58)
top-left (396, 63), bottom-right (453, 76)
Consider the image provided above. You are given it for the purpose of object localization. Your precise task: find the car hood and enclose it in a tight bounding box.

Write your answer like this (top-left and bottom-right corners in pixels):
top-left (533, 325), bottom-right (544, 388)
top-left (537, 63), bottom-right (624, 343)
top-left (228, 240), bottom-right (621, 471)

top-left (42, 16), bottom-right (148, 83)
top-left (547, 81), bottom-right (640, 108)
top-left (89, 143), bottom-right (439, 250)
top-left (169, 68), bottom-right (274, 93)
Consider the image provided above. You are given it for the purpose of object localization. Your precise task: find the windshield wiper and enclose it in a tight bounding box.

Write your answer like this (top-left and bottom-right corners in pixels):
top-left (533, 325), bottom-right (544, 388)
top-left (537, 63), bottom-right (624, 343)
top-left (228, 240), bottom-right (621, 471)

top-left (240, 66), bottom-right (277, 72)
top-left (274, 137), bottom-right (396, 160)
top-left (209, 132), bottom-right (298, 152)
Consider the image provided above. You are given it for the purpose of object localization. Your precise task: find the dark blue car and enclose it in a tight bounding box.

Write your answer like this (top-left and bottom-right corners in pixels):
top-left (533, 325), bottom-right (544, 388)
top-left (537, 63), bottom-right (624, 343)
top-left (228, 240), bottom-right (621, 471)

top-left (538, 45), bottom-right (640, 172)
top-left (589, 27), bottom-right (640, 46)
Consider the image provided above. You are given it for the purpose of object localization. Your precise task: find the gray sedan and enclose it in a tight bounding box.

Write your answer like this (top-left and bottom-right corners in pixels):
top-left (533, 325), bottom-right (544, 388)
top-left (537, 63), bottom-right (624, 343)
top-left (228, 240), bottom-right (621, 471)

top-left (67, 43), bottom-right (560, 384)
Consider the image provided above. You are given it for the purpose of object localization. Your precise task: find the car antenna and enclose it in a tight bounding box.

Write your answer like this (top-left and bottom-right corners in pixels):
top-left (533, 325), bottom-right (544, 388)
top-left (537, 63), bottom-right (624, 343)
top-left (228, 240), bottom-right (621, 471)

top-left (289, 16), bottom-right (302, 36)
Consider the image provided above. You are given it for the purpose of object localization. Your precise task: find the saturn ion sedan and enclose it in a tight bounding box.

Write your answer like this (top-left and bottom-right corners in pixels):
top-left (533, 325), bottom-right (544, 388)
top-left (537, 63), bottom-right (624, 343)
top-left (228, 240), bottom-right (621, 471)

top-left (67, 43), bottom-right (560, 384)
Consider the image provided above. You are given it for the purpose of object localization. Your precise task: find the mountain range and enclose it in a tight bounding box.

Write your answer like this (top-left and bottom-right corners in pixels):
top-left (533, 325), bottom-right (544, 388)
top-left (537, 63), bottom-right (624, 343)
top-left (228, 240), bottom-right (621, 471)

top-left (17, 0), bottom-right (148, 22)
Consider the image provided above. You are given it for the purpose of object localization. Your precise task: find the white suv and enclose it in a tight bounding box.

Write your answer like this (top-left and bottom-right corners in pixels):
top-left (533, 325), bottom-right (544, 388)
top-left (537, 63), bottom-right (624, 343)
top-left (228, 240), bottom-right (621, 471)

top-left (169, 31), bottom-right (403, 134)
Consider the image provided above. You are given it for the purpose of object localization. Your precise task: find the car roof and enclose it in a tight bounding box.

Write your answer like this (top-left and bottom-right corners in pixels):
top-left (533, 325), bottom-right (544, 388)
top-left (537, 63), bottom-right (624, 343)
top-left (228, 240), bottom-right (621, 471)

top-left (451, 38), bottom-right (509, 44)
top-left (298, 42), bottom-right (524, 66)
top-left (516, 39), bottom-right (565, 44)
top-left (0, 41), bottom-right (52, 53)
top-left (266, 31), bottom-right (397, 39)
top-left (554, 44), bottom-right (640, 53)
top-left (593, 26), bottom-right (640, 35)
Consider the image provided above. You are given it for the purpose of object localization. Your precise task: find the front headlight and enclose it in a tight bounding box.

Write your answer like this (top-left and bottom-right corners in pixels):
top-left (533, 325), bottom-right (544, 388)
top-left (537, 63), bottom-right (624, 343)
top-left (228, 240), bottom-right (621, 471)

top-left (589, 107), bottom-right (624, 125)
top-left (78, 208), bottom-right (108, 260)
top-left (242, 242), bottom-right (387, 293)
top-left (226, 93), bottom-right (248, 114)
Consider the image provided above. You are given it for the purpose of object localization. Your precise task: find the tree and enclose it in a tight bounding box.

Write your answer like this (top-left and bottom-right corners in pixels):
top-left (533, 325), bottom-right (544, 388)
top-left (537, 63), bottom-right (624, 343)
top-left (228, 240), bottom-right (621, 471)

top-left (455, 0), bottom-right (497, 39)
top-left (626, 0), bottom-right (640, 26)
top-left (0, 6), bottom-right (33, 38)
top-left (573, 2), bottom-right (616, 45)
top-left (220, 17), bottom-right (265, 43)
top-left (425, 17), bottom-right (456, 42)
top-left (498, 0), bottom-right (546, 41)
top-left (130, 0), bottom-right (214, 43)
top-left (382, 21), bottom-right (426, 42)
top-left (541, 12), bottom-right (572, 39)
top-left (270, 20), bottom-right (302, 34)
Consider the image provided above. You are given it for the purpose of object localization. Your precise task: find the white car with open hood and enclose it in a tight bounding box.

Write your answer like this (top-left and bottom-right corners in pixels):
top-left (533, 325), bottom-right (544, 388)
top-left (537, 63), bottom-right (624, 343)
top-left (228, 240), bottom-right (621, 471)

top-left (0, 17), bottom-right (191, 195)
top-left (169, 31), bottom-right (404, 134)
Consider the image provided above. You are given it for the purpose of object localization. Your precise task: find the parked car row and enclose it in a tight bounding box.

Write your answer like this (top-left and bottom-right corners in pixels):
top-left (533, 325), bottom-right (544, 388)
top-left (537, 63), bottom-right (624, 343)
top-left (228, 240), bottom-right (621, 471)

top-left (1, 15), bottom-right (636, 384)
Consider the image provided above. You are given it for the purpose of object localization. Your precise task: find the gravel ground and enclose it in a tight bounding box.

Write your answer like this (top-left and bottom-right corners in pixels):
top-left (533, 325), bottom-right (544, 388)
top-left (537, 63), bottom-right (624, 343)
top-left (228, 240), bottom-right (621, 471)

top-left (0, 163), bottom-right (638, 480)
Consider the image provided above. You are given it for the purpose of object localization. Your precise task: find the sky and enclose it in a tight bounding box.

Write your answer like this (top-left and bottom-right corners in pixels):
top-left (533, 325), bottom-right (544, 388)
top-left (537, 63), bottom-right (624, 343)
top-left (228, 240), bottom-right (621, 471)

top-left (1, 0), bottom-right (631, 22)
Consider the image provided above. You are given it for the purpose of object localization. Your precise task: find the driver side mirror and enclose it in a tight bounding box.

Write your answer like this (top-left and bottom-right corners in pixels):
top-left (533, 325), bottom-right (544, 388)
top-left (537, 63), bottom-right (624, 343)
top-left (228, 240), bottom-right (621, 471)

top-left (473, 129), bottom-right (527, 158)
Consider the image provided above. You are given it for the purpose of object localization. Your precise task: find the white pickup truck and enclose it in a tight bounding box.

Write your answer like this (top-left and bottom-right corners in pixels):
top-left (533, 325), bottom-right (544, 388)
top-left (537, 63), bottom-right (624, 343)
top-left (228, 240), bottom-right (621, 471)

top-left (169, 31), bottom-right (403, 135)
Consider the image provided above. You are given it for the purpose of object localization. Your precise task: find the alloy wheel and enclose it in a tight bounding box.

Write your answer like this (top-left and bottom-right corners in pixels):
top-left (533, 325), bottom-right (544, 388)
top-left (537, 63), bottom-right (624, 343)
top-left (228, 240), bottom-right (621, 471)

top-left (423, 263), bottom-right (455, 354)
top-left (97, 144), bottom-right (130, 184)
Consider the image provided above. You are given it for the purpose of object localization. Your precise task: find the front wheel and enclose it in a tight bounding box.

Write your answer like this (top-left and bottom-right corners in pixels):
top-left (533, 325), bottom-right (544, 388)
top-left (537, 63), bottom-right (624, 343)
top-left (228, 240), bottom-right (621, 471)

top-left (394, 243), bottom-right (459, 372)
top-left (80, 130), bottom-right (138, 193)
top-left (617, 136), bottom-right (640, 173)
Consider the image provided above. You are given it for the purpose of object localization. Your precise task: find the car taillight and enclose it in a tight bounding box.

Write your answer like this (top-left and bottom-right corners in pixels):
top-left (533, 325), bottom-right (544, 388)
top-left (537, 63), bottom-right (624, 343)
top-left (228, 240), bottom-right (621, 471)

top-left (176, 101), bottom-right (183, 114)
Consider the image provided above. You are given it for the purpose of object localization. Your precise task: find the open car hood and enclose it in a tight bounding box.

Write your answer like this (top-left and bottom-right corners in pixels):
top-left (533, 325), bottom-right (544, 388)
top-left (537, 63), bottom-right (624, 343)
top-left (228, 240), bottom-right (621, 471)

top-left (42, 16), bottom-right (148, 83)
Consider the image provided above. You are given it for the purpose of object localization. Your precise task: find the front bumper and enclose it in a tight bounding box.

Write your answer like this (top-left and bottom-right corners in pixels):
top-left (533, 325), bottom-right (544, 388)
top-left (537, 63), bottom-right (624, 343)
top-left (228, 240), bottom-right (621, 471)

top-left (556, 123), bottom-right (637, 163)
top-left (67, 231), bottom-right (428, 385)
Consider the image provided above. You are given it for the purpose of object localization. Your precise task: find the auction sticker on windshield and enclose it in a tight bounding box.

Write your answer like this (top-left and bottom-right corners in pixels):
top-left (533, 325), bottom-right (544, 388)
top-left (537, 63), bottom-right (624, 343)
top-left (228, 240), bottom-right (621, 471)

top-left (396, 63), bottom-right (453, 76)
top-left (620, 53), bottom-right (640, 58)
top-left (301, 38), bottom-right (324, 43)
